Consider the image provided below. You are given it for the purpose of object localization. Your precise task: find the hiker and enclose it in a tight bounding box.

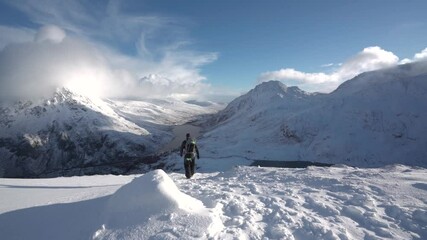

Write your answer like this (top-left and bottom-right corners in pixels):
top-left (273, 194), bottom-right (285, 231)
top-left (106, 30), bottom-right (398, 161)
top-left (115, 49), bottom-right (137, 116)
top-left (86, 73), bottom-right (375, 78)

top-left (180, 133), bottom-right (199, 178)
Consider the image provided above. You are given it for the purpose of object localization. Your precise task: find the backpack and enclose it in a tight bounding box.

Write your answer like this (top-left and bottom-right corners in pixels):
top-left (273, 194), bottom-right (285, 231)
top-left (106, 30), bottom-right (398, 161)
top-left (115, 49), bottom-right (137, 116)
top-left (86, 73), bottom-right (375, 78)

top-left (185, 138), bottom-right (197, 156)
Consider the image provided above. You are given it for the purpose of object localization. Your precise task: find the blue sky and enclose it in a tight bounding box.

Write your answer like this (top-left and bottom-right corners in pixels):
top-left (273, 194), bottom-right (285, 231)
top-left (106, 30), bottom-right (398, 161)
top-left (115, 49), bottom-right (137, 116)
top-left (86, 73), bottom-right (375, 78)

top-left (0, 0), bottom-right (427, 101)
top-left (150, 0), bottom-right (427, 87)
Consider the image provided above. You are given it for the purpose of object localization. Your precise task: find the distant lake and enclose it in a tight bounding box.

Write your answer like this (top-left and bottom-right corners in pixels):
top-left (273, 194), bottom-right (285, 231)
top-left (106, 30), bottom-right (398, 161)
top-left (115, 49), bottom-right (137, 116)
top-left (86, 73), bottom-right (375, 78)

top-left (159, 124), bottom-right (202, 153)
top-left (251, 160), bottom-right (333, 168)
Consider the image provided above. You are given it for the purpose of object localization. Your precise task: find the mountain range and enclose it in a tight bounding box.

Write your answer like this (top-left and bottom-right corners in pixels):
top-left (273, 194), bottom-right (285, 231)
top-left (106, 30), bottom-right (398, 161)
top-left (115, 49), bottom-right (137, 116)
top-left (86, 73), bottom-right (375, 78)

top-left (0, 89), bottom-right (220, 177)
top-left (0, 61), bottom-right (426, 177)
top-left (199, 61), bottom-right (427, 167)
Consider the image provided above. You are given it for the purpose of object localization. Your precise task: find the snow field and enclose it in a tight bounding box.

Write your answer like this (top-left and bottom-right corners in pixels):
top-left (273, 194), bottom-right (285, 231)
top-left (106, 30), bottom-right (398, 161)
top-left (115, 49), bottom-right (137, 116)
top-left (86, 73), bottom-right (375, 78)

top-left (0, 164), bottom-right (426, 240)
top-left (0, 174), bottom-right (135, 214)
top-left (172, 165), bottom-right (427, 240)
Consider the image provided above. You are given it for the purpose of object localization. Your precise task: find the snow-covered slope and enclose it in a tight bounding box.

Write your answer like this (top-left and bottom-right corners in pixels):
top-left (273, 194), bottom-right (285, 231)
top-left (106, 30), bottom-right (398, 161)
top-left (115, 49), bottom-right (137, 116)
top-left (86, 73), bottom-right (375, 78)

top-left (200, 62), bottom-right (427, 167)
top-left (0, 89), bottom-right (223, 178)
top-left (304, 63), bottom-right (427, 166)
top-left (1, 165), bottom-right (426, 239)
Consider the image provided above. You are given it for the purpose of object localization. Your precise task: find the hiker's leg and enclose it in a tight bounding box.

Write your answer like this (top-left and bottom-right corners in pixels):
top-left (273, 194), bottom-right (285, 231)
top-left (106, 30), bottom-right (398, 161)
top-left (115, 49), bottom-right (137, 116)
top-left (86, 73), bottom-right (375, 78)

top-left (190, 157), bottom-right (195, 176)
top-left (184, 159), bottom-right (191, 178)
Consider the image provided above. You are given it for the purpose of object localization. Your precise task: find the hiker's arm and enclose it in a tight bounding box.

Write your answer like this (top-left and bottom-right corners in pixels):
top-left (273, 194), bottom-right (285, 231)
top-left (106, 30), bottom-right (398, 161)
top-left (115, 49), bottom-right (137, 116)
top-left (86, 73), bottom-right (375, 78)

top-left (180, 141), bottom-right (185, 156)
top-left (196, 145), bottom-right (200, 159)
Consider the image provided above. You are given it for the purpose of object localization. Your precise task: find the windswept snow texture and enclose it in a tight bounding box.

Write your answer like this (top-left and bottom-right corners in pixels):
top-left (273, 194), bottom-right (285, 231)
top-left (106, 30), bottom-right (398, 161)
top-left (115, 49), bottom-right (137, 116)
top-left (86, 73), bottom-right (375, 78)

top-left (0, 165), bottom-right (426, 239)
top-left (202, 62), bottom-right (427, 167)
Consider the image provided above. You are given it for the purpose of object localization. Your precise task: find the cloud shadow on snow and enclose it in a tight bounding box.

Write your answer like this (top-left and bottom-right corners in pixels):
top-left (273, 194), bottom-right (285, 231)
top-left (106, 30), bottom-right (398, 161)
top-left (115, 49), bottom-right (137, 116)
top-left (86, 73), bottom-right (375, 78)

top-left (0, 184), bottom-right (122, 189)
top-left (0, 196), bottom-right (108, 240)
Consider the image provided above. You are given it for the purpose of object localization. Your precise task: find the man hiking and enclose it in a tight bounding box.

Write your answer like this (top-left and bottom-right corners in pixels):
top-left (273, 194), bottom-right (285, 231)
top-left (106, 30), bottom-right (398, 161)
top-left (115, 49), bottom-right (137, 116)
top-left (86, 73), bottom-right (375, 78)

top-left (180, 133), bottom-right (199, 179)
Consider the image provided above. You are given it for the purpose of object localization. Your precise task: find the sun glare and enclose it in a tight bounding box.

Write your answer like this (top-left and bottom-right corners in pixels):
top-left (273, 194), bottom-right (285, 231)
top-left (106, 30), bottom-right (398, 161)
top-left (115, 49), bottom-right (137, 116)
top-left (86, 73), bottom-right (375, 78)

top-left (64, 66), bottom-right (109, 98)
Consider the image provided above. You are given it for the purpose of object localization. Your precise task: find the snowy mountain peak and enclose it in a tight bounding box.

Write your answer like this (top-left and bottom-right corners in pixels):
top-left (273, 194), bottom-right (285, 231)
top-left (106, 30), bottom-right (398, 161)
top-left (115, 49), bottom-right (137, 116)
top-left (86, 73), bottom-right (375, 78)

top-left (234, 80), bottom-right (309, 107)
top-left (249, 80), bottom-right (309, 100)
top-left (252, 80), bottom-right (288, 94)
top-left (43, 87), bottom-right (89, 105)
top-left (209, 81), bottom-right (312, 126)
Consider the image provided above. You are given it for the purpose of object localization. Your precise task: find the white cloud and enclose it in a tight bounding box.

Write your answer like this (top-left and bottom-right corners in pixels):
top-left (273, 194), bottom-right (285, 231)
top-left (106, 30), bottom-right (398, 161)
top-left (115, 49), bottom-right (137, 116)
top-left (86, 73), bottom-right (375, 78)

top-left (0, 1), bottom-right (218, 101)
top-left (0, 27), bottom-right (218, 101)
top-left (35, 25), bottom-right (66, 43)
top-left (336, 46), bottom-right (399, 80)
top-left (414, 48), bottom-right (427, 61)
top-left (399, 48), bottom-right (427, 65)
top-left (400, 58), bottom-right (412, 64)
top-left (259, 68), bottom-right (338, 84)
top-left (5, 0), bottom-right (95, 34)
top-left (321, 63), bottom-right (334, 68)
top-left (258, 46), bottom-right (400, 92)
top-left (0, 25), bottom-right (35, 50)
top-left (0, 31), bottom-right (117, 100)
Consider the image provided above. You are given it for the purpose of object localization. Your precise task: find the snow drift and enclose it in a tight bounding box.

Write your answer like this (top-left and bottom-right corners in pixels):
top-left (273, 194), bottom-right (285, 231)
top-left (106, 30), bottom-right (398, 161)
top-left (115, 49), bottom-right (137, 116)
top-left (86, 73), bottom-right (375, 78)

top-left (95, 169), bottom-right (224, 239)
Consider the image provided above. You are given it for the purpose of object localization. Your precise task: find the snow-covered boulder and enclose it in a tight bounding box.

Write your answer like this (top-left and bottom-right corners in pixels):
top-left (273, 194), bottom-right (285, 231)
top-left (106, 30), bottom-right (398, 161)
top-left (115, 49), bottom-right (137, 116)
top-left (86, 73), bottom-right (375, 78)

top-left (94, 170), bottom-right (223, 239)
